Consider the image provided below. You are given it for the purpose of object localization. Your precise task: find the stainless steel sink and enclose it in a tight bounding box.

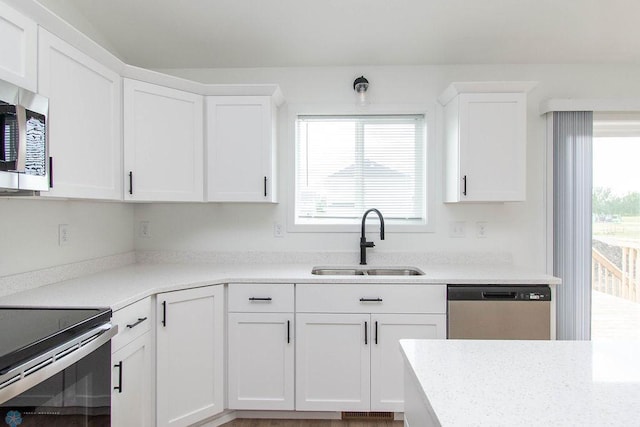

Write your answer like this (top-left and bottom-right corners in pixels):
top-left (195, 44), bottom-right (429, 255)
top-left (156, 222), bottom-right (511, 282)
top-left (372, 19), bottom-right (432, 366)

top-left (365, 268), bottom-right (423, 276)
top-left (310, 268), bottom-right (366, 275)
top-left (311, 267), bottom-right (424, 276)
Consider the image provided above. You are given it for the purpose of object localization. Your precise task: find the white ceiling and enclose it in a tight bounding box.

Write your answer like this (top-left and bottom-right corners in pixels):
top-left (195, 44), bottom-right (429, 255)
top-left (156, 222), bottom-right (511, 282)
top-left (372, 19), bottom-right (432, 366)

top-left (36, 0), bottom-right (640, 69)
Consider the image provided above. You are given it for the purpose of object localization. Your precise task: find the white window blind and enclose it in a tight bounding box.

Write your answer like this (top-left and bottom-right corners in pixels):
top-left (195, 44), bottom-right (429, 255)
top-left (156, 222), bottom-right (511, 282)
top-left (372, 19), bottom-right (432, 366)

top-left (295, 114), bottom-right (426, 225)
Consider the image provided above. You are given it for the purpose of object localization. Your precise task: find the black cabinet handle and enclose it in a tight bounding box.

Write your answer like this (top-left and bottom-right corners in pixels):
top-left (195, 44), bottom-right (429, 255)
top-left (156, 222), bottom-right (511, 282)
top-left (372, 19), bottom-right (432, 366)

top-left (113, 361), bottom-right (123, 393)
top-left (462, 175), bottom-right (467, 196)
top-left (161, 301), bottom-right (166, 327)
top-left (264, 176), bottom-right (267, 197)
top-left (287, 320), bottom-right (290, 344)
top-left (126, 317), bottom-right (148, 329)
top-left (128, 171), bottom-right (133, 195)
top-left (49, 157), bottom-right (54, 188)
top-left (248, 297), bottom-right (272, 301)
top-left (364, 321), bottom-right (368, 345)
top-left (360, 298), bottom-right (383, 302)
top-left (375, 321), bottom-right (378, 344)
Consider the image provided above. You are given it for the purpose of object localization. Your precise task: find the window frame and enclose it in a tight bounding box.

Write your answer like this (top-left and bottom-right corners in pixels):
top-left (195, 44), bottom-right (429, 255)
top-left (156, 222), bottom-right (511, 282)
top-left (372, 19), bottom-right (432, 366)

top-left (287, 104), bottom-right (436, 233)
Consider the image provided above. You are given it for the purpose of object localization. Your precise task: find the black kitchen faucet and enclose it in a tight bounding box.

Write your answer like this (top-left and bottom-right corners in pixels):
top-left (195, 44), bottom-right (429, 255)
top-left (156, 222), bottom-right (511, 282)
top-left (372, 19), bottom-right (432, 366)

top-left (360, 208), bottom-right (385, 265)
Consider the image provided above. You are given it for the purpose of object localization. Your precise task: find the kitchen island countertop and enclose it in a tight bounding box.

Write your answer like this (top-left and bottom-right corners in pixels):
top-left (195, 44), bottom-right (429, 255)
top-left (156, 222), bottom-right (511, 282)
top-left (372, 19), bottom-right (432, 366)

top-left (400, 339), bottom-right (640, 426)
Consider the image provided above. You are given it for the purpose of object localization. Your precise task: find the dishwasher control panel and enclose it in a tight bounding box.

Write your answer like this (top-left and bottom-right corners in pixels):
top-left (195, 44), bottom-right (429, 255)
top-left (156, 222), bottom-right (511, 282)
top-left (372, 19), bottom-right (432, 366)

top-left (447, 285), bottom-right (551, 301)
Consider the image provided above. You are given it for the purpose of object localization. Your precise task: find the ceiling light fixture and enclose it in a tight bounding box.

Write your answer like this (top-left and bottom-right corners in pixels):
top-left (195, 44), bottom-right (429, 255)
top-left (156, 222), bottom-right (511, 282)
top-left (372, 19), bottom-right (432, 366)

top-left (353, 76), bottom-right (369, 106)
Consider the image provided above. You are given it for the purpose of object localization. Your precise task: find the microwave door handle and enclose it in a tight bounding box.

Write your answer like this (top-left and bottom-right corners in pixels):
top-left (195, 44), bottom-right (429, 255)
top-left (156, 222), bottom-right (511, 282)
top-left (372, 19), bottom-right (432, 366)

top-left (15, 105), bottom-right (26, 172)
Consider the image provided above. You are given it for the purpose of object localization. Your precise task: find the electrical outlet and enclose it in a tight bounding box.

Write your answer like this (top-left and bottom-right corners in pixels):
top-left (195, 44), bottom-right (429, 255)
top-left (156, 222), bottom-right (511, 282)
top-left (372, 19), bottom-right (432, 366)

top-left (58, 224), bottom-right (70, 246)
top-left (476, 221), bottom-right (488, 238)
top-left (449, 221), bottom-right (466, 238)
top-left (273, 222), bottom-right (284, 238)
top-left (140, 221), bottom-right (151, 238)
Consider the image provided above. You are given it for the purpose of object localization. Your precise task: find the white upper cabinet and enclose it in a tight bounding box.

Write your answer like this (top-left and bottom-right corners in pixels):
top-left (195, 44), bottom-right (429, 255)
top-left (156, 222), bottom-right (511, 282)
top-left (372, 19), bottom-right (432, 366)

top-left (440, 82), bottom-right (535, 203)
top-left (38, 28), bottom-right (122, 200)
top-left (206, 96), bottom-right (277, 202)
top-left (124, 78), bottom-right (204, 202)
top-left (0, 1), bottom-right (37, 91)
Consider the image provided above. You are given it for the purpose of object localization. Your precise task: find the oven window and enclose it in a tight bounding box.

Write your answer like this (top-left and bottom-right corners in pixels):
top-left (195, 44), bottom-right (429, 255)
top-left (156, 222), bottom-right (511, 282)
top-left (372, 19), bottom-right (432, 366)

top-left (0, 342), bottom-right (110, 427)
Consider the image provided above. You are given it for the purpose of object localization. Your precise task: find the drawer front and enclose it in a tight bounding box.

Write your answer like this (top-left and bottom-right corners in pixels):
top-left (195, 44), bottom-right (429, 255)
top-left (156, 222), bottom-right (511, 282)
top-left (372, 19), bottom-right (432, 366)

top-left (228, 283), bottom-right (294, 312)
top-left (296, 284), bottom-right (446, 314)
top-left (112, 297), bottom-right (152, 351)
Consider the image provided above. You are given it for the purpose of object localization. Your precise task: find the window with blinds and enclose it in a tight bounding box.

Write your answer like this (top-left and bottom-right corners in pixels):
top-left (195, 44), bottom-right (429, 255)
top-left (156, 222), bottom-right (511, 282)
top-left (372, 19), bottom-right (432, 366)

top-left (295, 114), bottom-right (426, 226)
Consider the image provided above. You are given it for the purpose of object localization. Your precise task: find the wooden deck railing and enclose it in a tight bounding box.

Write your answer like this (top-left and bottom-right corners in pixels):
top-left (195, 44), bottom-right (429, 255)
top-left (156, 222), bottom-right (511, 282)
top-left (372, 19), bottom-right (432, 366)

top-left (592, 246), bottom-right (639, 302)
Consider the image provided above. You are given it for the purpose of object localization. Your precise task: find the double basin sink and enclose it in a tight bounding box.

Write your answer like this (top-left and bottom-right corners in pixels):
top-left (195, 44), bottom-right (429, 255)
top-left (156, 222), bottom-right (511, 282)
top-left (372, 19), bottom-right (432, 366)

top-left (311, 267), bottom-right (424, 276)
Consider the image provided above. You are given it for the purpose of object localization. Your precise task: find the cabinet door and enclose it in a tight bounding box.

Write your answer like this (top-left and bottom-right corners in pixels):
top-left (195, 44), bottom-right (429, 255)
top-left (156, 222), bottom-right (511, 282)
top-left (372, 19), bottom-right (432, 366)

top-left (112, 332), bottom-right (153, 427)
top-left (38, 28), bottom-right (122, 200)
top-left (206, 96), bottom-right (275, 202)
top-left (370, 314), bottom-right (446, 412)
top-left (124, 79), bottom-right (204, 201)
top-left (458, 92), bottom-right (526, 202)
top-left (295, 313), bottom-right (370, 411)
top-left (156, 286), bottom-right (224, 427)
top-left (0, 1), bottom-right (37, 91)
top-left (228, 312), bottom-right (294, 410)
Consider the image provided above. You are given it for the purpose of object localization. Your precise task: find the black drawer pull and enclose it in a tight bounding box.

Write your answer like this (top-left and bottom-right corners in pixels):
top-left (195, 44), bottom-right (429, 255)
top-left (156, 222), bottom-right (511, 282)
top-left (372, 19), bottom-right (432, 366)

top-left (375, 321), bottom-right (378, 344)
top-left (249, 297), bottom-right (272, 301)
top-left (364, 321), bottom-right (368, 345)
top-left (360, 298), bottom-right (383, 302)
top-left (161, 301), bottom-right (167, 327)
top-left (113, 361), bottom-right (123, 393)
top-left (287, 320), bottom-right (290, 343)
top-left (126, 317), bottom-right (148, 329)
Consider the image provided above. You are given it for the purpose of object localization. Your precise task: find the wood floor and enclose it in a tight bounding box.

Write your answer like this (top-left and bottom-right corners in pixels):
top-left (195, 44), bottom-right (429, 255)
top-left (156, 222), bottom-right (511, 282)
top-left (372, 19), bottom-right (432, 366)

top-left (220, 419), bottom-right (404, 427)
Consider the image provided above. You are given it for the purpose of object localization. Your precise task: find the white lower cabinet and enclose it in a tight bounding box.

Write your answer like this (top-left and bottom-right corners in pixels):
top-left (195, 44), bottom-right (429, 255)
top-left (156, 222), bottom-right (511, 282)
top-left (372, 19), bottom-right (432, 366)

top-left (295, 313), bottom-right (371, 411)
top-left (110, 297), bottom-right (153, 427)
top-left (228, 312), bottom-right (294, 410)
top-left (112, 332), bottom-right (153, 427)
top-left (370, 314), bottom-right (445, 411)
top-left (156, 285), bottom-right (224, 427)
top-left (295, 284), bottom-right (447, 413)
top-left (227, 283), bottom-right (295, 410)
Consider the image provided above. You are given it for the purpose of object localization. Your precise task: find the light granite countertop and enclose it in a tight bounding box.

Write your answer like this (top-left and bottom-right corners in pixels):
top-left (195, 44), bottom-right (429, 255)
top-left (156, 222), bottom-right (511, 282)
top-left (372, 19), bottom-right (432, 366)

top-left (0, 262), bottom-right (560, 311)
top-left (400, 339), bottom-right (640, 426)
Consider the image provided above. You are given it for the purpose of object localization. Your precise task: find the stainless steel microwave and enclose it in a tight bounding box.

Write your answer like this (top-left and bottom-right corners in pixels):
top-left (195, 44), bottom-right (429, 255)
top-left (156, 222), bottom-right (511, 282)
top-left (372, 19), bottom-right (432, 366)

top-left (0, 79), bottom-right (49, 193)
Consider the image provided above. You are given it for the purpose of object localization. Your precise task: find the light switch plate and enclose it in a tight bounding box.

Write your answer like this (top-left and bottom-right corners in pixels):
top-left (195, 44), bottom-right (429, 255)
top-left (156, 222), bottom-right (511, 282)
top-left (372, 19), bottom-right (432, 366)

top-left (58, 224), bottom-right (70, 246)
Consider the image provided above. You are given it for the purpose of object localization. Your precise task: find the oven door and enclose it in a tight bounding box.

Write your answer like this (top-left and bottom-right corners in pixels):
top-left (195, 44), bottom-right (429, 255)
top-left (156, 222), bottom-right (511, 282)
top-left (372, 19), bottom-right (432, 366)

top-left (0, 325), bottom-right (116, 426)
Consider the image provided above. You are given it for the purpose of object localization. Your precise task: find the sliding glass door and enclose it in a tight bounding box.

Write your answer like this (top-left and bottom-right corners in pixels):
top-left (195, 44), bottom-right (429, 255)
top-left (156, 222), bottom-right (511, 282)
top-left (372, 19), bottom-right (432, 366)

top-left (591, 113), bottom-right (640, 340)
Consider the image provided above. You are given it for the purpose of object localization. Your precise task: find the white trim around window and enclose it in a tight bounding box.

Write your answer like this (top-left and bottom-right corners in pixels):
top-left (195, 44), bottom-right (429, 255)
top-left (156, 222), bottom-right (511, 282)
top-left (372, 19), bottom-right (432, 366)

top-left (286, 103), bottom-right (436, 233)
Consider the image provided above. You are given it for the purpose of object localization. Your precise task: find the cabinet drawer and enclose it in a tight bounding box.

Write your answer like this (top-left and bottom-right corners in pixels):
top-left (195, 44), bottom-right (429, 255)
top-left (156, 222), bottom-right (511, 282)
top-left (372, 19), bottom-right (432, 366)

top-left (296, 284), bottom-right (446, 314)
top-left (228, 284), bottom-right (294, 312)
top-left (112, 297), bottom-right (152, 351)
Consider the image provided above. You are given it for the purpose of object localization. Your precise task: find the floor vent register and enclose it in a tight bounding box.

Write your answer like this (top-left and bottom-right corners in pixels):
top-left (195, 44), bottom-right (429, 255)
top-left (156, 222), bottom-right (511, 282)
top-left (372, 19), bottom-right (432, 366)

top-left (341, 411), bottom-right (394, 420)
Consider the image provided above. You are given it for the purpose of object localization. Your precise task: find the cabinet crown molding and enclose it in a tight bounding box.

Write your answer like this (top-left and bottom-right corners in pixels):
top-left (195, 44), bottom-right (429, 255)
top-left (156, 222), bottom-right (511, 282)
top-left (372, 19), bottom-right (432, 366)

top-left (438, 81), bottom-right (538, 106)
top-left (122, 64), bottom-right (284, 105)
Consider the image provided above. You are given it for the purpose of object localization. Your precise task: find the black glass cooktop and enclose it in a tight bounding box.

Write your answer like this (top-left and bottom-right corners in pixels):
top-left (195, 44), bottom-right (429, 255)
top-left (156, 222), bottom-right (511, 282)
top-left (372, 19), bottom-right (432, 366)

top-left (0, 307), bottom-right (111, 375)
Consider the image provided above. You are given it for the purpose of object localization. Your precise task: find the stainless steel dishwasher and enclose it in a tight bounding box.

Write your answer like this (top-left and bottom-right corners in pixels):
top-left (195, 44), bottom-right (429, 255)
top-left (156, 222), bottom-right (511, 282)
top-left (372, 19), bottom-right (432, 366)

top-left (447, 285), bottom-right (551, 340)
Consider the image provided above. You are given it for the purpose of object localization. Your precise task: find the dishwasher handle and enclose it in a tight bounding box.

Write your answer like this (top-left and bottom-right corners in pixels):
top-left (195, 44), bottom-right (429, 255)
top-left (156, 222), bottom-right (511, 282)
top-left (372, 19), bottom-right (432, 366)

top-left (482, 291), bottom-right (517, 300)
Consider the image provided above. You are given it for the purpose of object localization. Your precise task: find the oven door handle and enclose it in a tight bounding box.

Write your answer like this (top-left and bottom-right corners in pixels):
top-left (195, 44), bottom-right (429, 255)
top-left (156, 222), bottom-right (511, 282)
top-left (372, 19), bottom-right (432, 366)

top-left (0, 323), bottom-right (117, 404)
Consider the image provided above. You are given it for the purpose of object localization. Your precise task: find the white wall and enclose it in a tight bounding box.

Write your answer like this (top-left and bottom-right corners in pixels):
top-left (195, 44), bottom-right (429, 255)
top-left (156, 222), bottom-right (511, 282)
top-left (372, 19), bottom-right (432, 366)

top-left (135, 63), bottom-right (640, 270)
top-left (5, 64), bottom-right (637, 277)
top-left (0, 199), bottom-right (134, 276)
